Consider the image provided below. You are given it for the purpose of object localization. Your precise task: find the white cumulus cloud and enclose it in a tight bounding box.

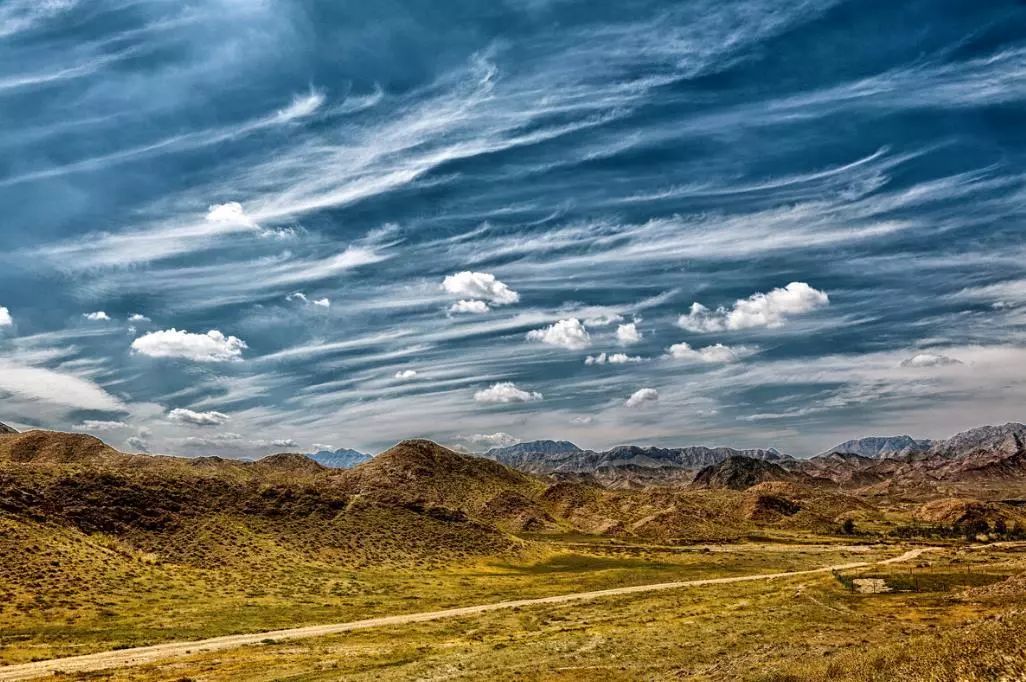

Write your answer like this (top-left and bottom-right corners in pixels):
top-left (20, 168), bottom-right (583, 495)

top-left (527, 318), bottom-right (591, 350)
top-left (394, 369), bottom-right (418, 380)
top-left (448, 299), bottom-right (490, 315)
top-left (168, 408), bottom-right (231, 426)
top-left (442, 271), bottom-right (519, 306)
top-left (900, 353), bottom-right (963, 368)
top-left (0, 306), bottom-right (11, 327)
top-left (206, 201), bottom-right (259, 229)
top-left (474, 382), bottom-right (543, 404)
top-left (678, 282), bottom-right (829, 332)
top-left (667, 342), bottom-right (749, 363)
top-left (128, 313), bottom-right (150, 322)
top-left (585, 352), bottom-right (643, 365)
top-left (131, 329), bottom-right (247, 362)
top-left (616, 322), bottom-right (642, 345)
top-left (465, 432), bottom-right (520, 448)
top-left (83, 311), bottom-right (110, 321)
top-left (625, 387), bottom-right (659, 408)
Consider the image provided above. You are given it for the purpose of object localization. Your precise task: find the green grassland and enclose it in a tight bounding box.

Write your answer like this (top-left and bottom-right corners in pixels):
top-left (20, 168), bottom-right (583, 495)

top-left (0, 511), bottom-right (894, 666)
top-left (59, 543), bottom-right (1026, 681)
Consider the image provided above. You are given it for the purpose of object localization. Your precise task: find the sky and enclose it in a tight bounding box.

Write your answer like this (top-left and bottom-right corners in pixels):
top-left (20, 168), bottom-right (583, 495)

top-left (1, 0), bottom-right (1025, 458)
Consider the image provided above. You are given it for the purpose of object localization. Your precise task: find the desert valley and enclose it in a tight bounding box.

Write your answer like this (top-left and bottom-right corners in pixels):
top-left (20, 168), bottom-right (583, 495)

top-left (5, 1), bottom-right (1026, 680)
top-left (2, 421), bottom-right (1026, 680)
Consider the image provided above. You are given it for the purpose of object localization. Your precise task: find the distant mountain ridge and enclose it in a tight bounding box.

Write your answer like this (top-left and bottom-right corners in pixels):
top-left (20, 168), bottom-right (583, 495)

top-left (820, 435), bottom-right (934, 459)
top-left (485, 439), bottom-right (790, 487)
top-left (928, 423), bottom-right (1026, 459)
top-left (308, 447), bottom-right (372, 469)
top-left (791, 423), bottom-right (1026, 488)
top-left (484, 424), bottom-right (1026, 488)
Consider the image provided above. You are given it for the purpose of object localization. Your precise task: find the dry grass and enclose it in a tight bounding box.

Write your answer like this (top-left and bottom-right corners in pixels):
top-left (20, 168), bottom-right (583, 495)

top-left (62, 544), bottom-right (1026, 681)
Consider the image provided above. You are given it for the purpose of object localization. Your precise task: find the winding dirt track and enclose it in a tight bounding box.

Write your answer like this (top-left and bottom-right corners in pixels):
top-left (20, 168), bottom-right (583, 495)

top-left (0, 548), bottom-right (930, 681)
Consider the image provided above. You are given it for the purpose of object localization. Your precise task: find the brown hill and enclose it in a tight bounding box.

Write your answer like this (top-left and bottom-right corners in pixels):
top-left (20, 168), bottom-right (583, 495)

top-left (912, 498), bottom-right (1026, 532)
top-left (0, 430), bottom-right (123, 465)
top-left (0, 431), bottom-right (519, 568)
top-left (254, 452), bottom-right (326, 473)
top-left (791, 452), bottom-right (894, 487)
top-left (334, 439), bottom-right (553, 532)
top-left (692, 456), bottom-right (801, 491)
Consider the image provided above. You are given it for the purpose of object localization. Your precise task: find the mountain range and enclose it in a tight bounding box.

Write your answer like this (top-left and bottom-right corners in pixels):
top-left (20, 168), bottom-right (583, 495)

top-left (478, 424), bottom-right (1026, 489)
top-left (2, 421), bottom-right (1026, 559)
top-left (484, 440), bottom-right (789, 488)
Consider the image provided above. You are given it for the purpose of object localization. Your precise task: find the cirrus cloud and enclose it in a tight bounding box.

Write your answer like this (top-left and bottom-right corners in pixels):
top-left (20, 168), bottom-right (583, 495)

top-left (131, 329), bottom-right (247, 362)
top-left (678, 282), bottom-right (829, 332)
top-left (286, 292), bottom-right (331, 308)
top-left (0, 360), bottom-right (124, 411)
top-left (75, 420), bottom-right (127, 432)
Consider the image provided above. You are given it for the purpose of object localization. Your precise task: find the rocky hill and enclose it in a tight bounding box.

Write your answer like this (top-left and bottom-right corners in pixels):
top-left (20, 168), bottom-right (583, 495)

top-left (0, 430), bottom-right (125, 465)
top-left (0, 430), bottom-right (518, 567)
top-left (0, 422), bottom-right (17, 434)
top-left (485, 440), bottom-right (583, 468)
top-left (692, 456), bottom-right (802, 491)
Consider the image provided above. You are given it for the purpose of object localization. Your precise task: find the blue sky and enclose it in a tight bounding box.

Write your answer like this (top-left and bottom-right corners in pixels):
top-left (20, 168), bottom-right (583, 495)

top-left (1, 0), bottom-right (1025, 457)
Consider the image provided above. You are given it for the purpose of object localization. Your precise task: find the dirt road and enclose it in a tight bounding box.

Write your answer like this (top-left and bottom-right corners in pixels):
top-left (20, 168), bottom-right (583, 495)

top-left (0, 547), bottom-right (930, 681)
